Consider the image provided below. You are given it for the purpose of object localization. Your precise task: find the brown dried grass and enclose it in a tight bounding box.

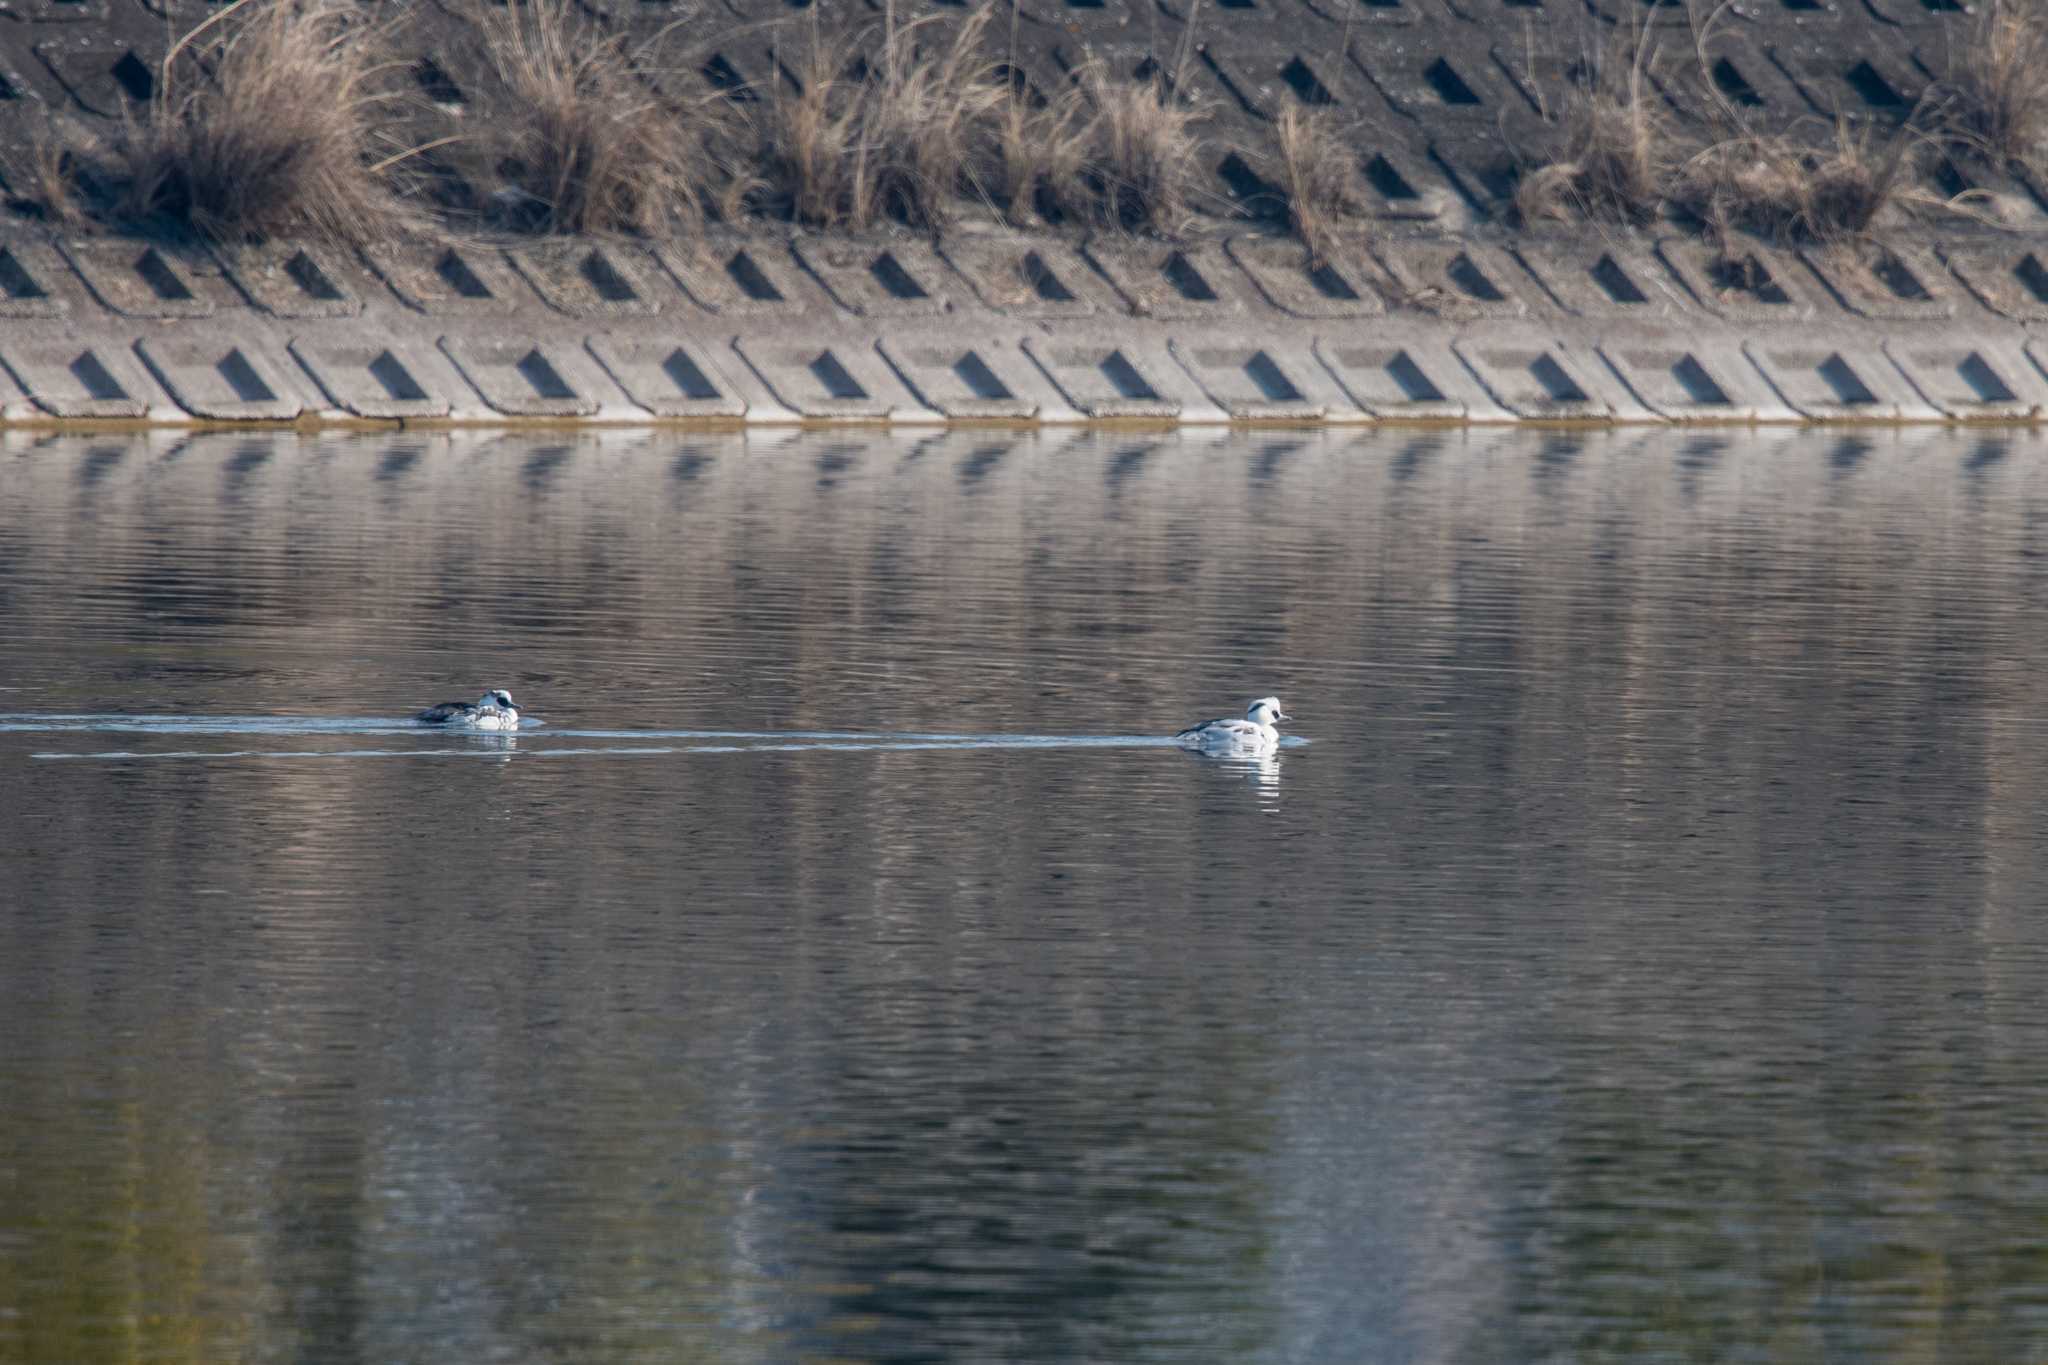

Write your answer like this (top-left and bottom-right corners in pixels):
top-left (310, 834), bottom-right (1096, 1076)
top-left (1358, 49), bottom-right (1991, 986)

top-left (1942, 0), bottom-right (2048, 166)
top-left (55, 0), bottom-right (419, 243)
top-left (1676, 118), bottom-right (1922, 244)
top-left (1272, 106), bottom-right (1368, 262)
top-left (1079, 69), bottom-right (1205, 233)
top-left (1516, 27), bottom-right (1679, 226)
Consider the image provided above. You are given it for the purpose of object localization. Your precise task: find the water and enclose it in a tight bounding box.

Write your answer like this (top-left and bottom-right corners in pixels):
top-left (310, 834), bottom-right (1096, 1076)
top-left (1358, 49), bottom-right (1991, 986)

top-left (4, 425), bottom-right (2048, 1363)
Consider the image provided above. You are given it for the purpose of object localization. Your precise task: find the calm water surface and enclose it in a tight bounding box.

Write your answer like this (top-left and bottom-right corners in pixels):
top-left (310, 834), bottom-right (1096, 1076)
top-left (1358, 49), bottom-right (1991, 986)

top-left (5, 426), bottom-right (2048, 1362)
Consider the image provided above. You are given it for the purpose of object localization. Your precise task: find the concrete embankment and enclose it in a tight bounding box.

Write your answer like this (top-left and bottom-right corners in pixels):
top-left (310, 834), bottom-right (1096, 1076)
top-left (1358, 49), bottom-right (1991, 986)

top-left (2, 0), bottom-right (2046, 427)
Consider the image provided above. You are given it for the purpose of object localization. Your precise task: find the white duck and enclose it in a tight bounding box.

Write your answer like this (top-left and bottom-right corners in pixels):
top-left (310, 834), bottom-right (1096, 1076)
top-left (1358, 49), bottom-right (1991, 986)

top-left (416, 688), bottom-right (520, 731)
top-left (1176, 696), bottom-right (1289, 753)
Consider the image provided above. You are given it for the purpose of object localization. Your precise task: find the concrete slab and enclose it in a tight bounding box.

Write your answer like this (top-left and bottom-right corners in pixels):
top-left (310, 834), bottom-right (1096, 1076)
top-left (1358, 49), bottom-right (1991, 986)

top-left (937, 236), bottom-right (1122, 318)
top-left (1743, 340), bottom-right (1936, 421)
top-left (731, 338), bottom-right (925, 421)
top-left (1597, 339), bottom-right (1799, 422)
top-left (1168, 337), bottom-right (1360, 421)
top-left (1452, 332), bottom-right (1648, 421)
top-left (507, 242), bottom-right (668, 318)
top-left (363, 243), bottom-right (527, 316)
top-left (1512, 240), bottom-right (1689, 320)
top-left (0, 239), bottom-right (74, 318)
top-left (793, 239), bottom-right (953, 318)
top-left (219, 242), bottom-right (363, 319)
top-left (1801, 244), bottom-right (1957, 321)
top-left (136, 337), bottom-right (304, 421)
top-left (1942, 244), bottom-right (2048, 323)
top-left (875, 338), bottom-right (1046, 421)
top-left (586, 338), bottom-right (748, 420)
top-left (58, 239), bottom-right (219, 318)
top-left (1313, 333), bottom-right (1511, 421)
top-left (290, 338), bottom-right (454, 421)
top-left (1083, 240), bottom-right (1251, 320)
top-left (1657, 239), bottom-right (1819, 322)
top-left (1372, 241), bottom-right (1527, 319)
top-left (652, 237), bottom-right (824, 317)
top-left (1225, 238), bottom-right (1385, 319)
top-left (0, 339), bottom-right (154, 419)
top-left (437, 337), bottom-right (604, 418)
top-left (1884, 336), bottom-right (2048, 421)
top-left (1020, 338), bottom-right (1200, 420)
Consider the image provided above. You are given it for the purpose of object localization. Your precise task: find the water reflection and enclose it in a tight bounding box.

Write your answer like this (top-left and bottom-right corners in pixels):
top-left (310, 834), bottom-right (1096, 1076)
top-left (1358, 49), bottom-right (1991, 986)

top-left (3, 425), bottom-right (2048, 1362)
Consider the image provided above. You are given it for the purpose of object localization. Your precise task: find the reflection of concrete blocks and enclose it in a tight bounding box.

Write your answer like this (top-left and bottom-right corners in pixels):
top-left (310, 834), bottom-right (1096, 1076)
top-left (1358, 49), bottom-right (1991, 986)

top-left (1313, 336), bottom-right (1509, 421)
top-left (1598, 341), bottom-right (1797, 422)
top-left (1453, 335), bottom-right (1643, 421)
top-left (1170, 338), bottom-right (1357, 421)
top-left (0, 341), bottom-right (153, 419)
top-left (1742, 342), bottom-right (1935, 421)
top-left (135, 337), bottom-right (302, 421)
top-left (877, 339), bottom-right (1042, 421)
top-left (438, 338), bottom-right (603, 418)
top-left (732, 340), bottom-right (921, 421)
top-left (59, 240), bottom-right (218, 318)
top-left (1226, 238), bottom-right (1384, 319)
top-left (586, 339), bottom-right (747, 420)
top-left (222, 243), bottom-right (363, 318)
top-left (1887, 338), bottom-right (2048, 420)
top-left (794, 241), bottom-right (952, 318)
top-left (290, 339), bottom-right (453, 420)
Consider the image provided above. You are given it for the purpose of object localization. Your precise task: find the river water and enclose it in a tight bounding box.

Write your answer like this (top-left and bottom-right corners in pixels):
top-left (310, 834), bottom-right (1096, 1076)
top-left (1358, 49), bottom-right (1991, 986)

top-left (3, 426), bottom-right (2047, 1362)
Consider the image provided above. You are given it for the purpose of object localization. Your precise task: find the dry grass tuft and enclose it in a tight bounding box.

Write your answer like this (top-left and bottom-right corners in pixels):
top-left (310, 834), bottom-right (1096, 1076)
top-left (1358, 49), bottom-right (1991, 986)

top-left (1941, 0), bottom-right (2048, 166)
top-left (757, 7), bottom-right (1004, 230)
top-left (1675, 119), bottom-right (1921, 244)
top-left (987, 80), bottom-right (1095, 224)
top-left (1073, 69), bottom-right (1205, 233)
top-left (51, 0), bottom-right (418, 243)
top-left (1516, 27), bottom-right (1678, 226)
top-left (1272, 106), bottom-right (1368, 261)
top-left (480, 0), bottom-right (744, 234)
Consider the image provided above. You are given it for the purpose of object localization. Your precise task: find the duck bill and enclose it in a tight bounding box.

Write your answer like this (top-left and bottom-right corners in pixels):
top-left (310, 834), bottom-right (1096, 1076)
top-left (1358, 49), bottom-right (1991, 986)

top-left (1274, 712), bottom-right (1291, 723)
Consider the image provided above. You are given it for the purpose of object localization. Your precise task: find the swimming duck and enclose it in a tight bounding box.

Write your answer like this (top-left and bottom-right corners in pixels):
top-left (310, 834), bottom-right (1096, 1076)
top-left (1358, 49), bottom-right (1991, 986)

top-left (416, 689), bottom-right (520, 730)
top-left (1176, 696), bottom-right (1289, 752)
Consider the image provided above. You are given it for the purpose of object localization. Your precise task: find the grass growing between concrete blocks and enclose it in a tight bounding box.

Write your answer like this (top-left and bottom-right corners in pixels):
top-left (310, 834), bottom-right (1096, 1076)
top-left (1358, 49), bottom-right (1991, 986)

top-left (41, 0), bottom-right (421, 243)
top-left (1940, 0), bottom-right (2048, 168)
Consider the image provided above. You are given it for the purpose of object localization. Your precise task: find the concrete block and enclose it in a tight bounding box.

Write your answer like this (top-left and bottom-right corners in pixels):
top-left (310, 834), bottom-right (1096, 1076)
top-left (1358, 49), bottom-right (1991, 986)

top-left (1453, 333), bottom-right (1647, 421)
top-left (136, 337), bottom-right (304, 421)
top-left (586, 338), bottom-right (747, 420)
top-left (290, 338), bottom-right (453, 420)
top-left (1598, 339), bottom-right (1799, 422)
top-left (1512, 240), bottom-right (1689, 319)
top-left (731, 339), bottom-right (922, 421)
top-left (1801, 244), bottom-right (1956, 321)
top-left (363, 243), bottom-right (527, 316)
top-left (652, 237), bottom-right (823, 317)
top-left (0, 340), bottom-right (153, 419)
top-left (876, 338), bottom-right (1043, 420)
top-left (0, 240), bottom-right (73, 317)
top-left (1942, 244), bottom-right (2048, 322)
top-left (793, 240), bottom-right (952, 317)
top-left (1020, 339), bottom-right (1194, 420)
top-left (1083, 240), bottom-right (1251, 320)
top-left (1371, 241), bottom-right (1526, 318)
top-left (1657, 238), bottom-right (1818, 322)
top-left (1743, 341), bottom-right (1936, 421)
top-left (219, 242), bottom-right (363, 318)
top-left (936, 236), bottom-right (1121, 318)
top-left (1886, 337), bottom-right (2048, 420)
top-left (438, 338), bottom-right (603, 418)
top-left (1313, 334), bottom-right (1511, 421)
top-left (1169, 337), bottom-right (1360, 421)
top-left (1226, 238), bottom-right (1385, 319)
top-left (507, 242), bottom-right (668, 317)
top-left (58, 239), bottom-right (219, 318)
